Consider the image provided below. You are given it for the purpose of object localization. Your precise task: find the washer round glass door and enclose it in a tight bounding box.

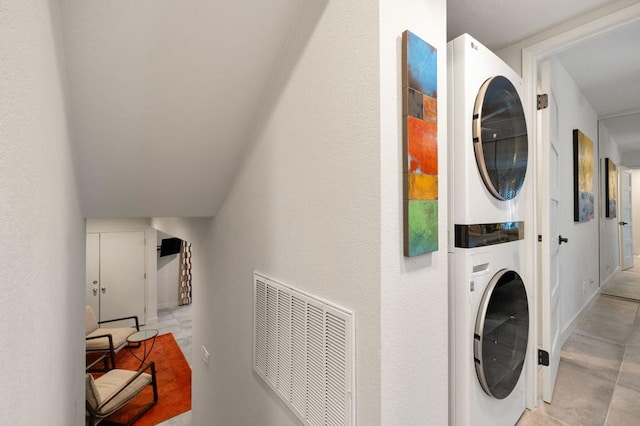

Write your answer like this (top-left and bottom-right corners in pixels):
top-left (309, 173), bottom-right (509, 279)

top-left (473, 75), bottom-right (528, 200)
top-left (474, 269), bottom-right (529, 399)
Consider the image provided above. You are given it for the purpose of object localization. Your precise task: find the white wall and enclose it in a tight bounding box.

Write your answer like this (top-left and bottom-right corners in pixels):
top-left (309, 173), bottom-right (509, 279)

top-left (86, 218), bottom-right (158, 323)
top-left (598, 122), bottom-right (622, 281)
top-left (156, 231), bottom-right (180, 308)
top-left (549, 56), bottom-right (600, 336)
top-left (0, 1), bottom-right (85, 423)
top-left (380, 0), bottom-right (449, 424)
top-left (633, 170), bottom-right (640, 256)
top-left (151, 218), bottom-right (211, 314)
top-left (187, 1), bottom-right (382, 423)
top-left (151, 217), bottom-right (212, 246)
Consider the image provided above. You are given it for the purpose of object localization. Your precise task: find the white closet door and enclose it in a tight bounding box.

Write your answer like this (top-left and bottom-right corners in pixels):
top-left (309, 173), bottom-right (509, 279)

top-left (99, 231), bottom-right (146, 324)
top-left (620, 168), bottom-right (634, 270)
top-left (539, 60), bottom-right (561, 403)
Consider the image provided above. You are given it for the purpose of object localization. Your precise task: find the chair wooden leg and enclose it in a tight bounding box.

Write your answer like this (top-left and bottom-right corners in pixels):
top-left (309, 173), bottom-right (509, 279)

top-left (128, 363), bottom-right (159, 425)
top-left (151, 363), bottom-right (159, 403)
top-left (86, 402), bottom-right (99, 426)
top-left (86, 352), bottom-right (112, 373)
top-left (112, 364), bottom-right (158, 426)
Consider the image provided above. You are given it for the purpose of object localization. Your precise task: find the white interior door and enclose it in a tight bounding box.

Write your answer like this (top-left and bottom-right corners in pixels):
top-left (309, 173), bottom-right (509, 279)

top-left (85, 233), bottom-right (100, 317)
top-left (99, 231), bottom-right (146, 323)
top-left (539, 60), bottom-right (562, 403)
top-left (620, 168), bottom-right (634, 270)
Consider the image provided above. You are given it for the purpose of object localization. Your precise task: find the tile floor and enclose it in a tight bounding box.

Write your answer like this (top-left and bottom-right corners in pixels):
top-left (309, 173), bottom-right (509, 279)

top-left (518, 267), bottom-right (640, 425)
top-left (601, 269), bottom-right (640, 300)
top-left (142, 304), bottom-right (193, 426)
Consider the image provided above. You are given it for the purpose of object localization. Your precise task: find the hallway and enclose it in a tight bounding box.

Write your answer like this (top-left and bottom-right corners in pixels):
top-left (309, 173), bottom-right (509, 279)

top-left (518, 267), bottom-right (640, 425)
top-left (142, 305), bottom-right (193, 426)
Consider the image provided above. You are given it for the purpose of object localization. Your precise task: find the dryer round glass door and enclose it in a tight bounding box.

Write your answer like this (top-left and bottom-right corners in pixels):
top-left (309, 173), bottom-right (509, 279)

top-left (473, 75), bottom-right (528, 200)
top-left (474, 269), bottom-right (529, 399)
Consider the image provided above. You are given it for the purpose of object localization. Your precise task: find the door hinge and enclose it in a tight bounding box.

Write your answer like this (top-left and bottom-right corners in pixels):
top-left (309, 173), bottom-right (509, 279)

top-left (144, 273), bottom-right (147, 279)
top-left (538, 349), bottom-right (550, 366)
top-left (538, 235), bottom-right (542, 242)
top-left (537, 94), bottom-right (549, 110)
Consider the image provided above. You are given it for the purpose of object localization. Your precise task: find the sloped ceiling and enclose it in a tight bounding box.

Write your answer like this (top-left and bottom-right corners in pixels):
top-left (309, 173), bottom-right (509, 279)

top-left (59, 0), bottom-right (305, 217)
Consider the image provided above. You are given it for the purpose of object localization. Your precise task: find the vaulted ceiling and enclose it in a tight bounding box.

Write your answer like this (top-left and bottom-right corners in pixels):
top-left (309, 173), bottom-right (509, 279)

top-left (59, 0), bottom-right (305, 217)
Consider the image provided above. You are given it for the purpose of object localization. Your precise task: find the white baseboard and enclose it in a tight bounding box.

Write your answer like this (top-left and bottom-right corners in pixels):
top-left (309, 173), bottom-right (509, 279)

top-left (560, 290), bottom-right (600, 346)
top-left (601, 266), bottom-right (619, 286)
top-left (145, 316), bottom-right (158, 325)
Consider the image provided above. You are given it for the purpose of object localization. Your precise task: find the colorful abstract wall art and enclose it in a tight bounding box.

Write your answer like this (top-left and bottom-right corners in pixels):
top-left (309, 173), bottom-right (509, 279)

top-left (402, 30), bottom-right (438, 256)
top-left (573, 129), bottom-right (594, 222)
top-left (605, 158), bottom-right (617, 218)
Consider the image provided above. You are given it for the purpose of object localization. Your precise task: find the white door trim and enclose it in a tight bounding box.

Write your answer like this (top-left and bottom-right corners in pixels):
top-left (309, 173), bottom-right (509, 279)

top-left (521, 2), bottom-right (640, 409)
top-left (619, 167), bottom-right (634, 269)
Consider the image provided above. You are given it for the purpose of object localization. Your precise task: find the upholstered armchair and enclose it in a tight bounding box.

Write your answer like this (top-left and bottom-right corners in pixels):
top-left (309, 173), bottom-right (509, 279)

top-left (85, 305), bottom-right (139, 370)
top-left (85, 354), bottom-right (158, 425)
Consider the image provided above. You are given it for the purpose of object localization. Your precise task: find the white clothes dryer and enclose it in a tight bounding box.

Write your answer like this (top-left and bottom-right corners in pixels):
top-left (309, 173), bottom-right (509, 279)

top-left (447, 33), bottom-right (529, 241)
top-left (447, 33), bottom-right (531, 426)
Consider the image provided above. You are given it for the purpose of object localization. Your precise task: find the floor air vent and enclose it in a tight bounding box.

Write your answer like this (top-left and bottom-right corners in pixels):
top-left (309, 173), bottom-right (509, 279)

top-left (253, 272), bottom-right (355, 426)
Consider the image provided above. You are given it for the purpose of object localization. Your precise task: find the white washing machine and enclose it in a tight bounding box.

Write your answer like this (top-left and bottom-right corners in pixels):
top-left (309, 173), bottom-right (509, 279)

top-left (448, 33), bottom-right (531, 426)
top-left (450, 242), bottom-right (529, 426)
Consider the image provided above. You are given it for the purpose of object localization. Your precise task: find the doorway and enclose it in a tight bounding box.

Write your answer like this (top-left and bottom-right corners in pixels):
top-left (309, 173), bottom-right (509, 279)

top-left (521, 1), bottom-right (640, 410)
top-left (85, 219), bottom-right (194, 424)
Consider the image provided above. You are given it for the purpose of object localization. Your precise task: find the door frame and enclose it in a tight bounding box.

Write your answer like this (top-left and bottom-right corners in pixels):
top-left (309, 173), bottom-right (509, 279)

top-left (521, 2), bottom-right (640, 409)
top-left (619, 167), bottom-right (634, 269)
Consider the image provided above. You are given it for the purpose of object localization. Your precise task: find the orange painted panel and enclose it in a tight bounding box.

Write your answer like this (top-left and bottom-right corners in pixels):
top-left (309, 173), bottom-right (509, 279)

top-left (406, 116), bottom-right (437, 175)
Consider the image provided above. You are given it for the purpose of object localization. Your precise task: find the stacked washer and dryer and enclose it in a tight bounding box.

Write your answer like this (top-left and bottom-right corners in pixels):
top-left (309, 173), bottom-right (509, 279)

top-left (448, 34), bottom-right (531, 426)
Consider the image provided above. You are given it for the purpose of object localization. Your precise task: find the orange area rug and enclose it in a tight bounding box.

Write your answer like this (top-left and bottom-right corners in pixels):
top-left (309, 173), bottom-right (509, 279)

top-left (91, 332), bottom-right (191, 425)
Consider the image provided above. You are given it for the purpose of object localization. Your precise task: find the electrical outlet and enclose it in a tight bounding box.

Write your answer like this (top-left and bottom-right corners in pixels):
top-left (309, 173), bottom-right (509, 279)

top-left (202, 345), bottom-right (210, 366)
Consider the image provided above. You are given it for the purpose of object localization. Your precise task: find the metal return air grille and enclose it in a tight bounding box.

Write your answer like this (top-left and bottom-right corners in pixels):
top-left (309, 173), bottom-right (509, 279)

top-left (254, 273), bottom-right (355, 426)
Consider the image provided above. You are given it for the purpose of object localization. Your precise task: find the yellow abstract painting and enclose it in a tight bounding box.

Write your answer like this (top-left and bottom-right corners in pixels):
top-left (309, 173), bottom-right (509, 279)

top-left (573, 129), bottom-right (594, 222)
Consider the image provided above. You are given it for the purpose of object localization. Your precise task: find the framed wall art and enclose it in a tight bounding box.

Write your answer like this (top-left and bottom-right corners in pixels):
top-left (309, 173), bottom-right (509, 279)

top-left (402, 30), bottom-right (438, 257)
top-left (605, 158), bottom-right (617, 218)
top-left (573, 129), bottom-right (594, 222)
